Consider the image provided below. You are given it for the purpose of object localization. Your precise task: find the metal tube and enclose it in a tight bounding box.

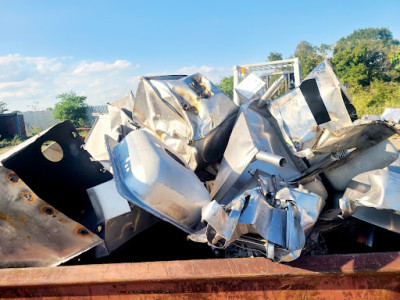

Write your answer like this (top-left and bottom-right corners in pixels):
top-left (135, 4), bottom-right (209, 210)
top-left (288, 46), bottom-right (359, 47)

top-left (255, 151), bottom-right (287, 168)
top-left (257, 74), bottom-right (287, 107)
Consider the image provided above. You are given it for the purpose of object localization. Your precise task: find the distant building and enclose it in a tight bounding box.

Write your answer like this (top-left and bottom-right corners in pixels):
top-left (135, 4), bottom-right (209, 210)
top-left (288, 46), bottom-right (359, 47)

top-left (0, 113), bottom-right (27, 140)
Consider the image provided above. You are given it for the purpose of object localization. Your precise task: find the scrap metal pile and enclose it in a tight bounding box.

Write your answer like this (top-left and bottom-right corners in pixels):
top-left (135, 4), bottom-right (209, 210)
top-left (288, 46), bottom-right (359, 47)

top-left (2, 60), bottom-right (400, 267)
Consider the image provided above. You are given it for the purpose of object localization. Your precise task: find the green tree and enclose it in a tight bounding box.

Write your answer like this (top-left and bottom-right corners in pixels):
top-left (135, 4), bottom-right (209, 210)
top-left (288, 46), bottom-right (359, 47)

top-left (53, 91), bottom-right (88, 127)
top-left (332, 27), bottom-right (399, 86)
top-left (267, 52), bottom-right (283, 61)
top-left (216, 76), bottom-right (234, 99)
top-left (0, 101), bottom-right (8, 113)
top-left (294, 41), bottom-right (324, 78)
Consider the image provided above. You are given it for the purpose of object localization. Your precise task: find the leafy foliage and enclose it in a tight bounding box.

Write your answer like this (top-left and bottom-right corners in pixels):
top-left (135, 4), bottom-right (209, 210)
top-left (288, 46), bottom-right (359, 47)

top-left (53, 91), bottom-right (88, 127)
top-left (267, 52), bottom-right (283, 61)
top-left (331, 28), bottom-right (399, 87)
top-left (294, 41), bottom-right (325, 78)
top-left (216, 76), bottom-right (234, 99)
top-left (349, 80), bottom-right (400, 116)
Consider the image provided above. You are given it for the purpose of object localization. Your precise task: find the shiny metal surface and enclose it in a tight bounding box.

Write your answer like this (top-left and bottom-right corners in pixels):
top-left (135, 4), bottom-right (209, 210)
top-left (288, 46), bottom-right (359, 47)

top-left (323, 139), bottom-right (398, 191)
top-left (85, 92), bottom-right (137, 165)
top-left (268, 59), bottom-right (353, 157)
top-left (340, 169), bottom-right (400, 233)
top-left (312, 120), bottom-right (398, 156)
top-left (210, 101), bottom-right (307, 204)
top-left (108, 129), bottom-right (210, 233)
top-left (258, 73), bottom-right (286, 105)
top-left (133, 73), bottom-right (239, 170)
top-left (0, 166), bottom-right (101, 268)
top-left (202, 170), bottom-right (324, 262)
top-left (235, 72), bottom-right (266, 104)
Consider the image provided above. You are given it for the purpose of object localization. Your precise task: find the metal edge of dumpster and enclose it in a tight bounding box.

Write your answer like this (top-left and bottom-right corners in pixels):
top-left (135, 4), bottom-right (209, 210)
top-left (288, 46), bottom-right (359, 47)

top-left (0, 252), bottom-right (400, 299)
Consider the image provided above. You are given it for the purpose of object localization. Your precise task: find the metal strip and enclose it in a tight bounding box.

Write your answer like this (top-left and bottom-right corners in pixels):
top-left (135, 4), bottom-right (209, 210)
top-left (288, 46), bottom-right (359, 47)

top-left (300, 78), bottom-right (331, 125)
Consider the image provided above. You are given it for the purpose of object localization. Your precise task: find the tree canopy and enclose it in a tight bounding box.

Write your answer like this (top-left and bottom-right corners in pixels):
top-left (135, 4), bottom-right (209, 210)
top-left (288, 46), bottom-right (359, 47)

top-left (53, 91), bottom-right (88, 127)
top-left (267, 52), bottom-right (283, 61)
top-left (216, 76), bottom-right (234, 99)
top-left (215, 27), bottom-right (400, 116)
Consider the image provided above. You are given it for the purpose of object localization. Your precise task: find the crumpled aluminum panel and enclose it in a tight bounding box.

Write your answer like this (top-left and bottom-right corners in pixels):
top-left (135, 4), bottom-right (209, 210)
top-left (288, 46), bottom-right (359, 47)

top-left (323, 139), bottom-right (399, 191)
top-left (339, 169), bottom-right (400, 233)
top-left (268, 59), bottom-right (354, 157)
top-left (200, 170), bottom-right (324, 262)
top-left (210, 100), bottom-right (307, 203)
top-left (132, 73), bottom-right (239, 170)
top-left (235, 73), bottom-right (266, 104)
top-left (311, 120), bottom-right (398, 156)
top-left (85, 92), bottom-right (138, 166)
top-left (107, 129), bottom-right (210, 233)
top-left (0, 166), bottom-right (101, 268)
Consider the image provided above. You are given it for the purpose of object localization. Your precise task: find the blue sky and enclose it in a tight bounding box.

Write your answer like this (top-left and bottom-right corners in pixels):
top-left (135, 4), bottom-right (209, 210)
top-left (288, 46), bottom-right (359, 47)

top-left (1, 0), bottom-right (400, 111)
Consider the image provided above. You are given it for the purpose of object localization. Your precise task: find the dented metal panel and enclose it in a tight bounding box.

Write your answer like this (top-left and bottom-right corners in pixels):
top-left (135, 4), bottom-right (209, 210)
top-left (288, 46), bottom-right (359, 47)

top-left (340, 169), bottom-right (400, 233)
top-left (107, 129), bottom-right (210, 233)
top-left (210, 100), bottom-right (307, 203)
top-left (133, 73), bottom-right (239, 170)
top-left (268, 59), bottom-right (354, 157)
top-left (0, 166), bottom-right (101, 268)
top-left (85, 92), bottom-right (138, 166)
top-left (0, 121), bottom-right (113, 231)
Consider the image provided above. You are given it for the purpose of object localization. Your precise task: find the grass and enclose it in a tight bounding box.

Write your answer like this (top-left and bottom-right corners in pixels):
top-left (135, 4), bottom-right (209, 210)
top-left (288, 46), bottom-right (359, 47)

top-left (0, 129), bottom-right (91, 156)
top-left (0, 145), bottom-right (15, 155)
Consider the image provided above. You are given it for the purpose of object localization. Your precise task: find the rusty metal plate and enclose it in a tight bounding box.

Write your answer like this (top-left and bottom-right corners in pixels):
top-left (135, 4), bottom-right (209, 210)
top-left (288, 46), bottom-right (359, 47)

top-left (0, 166), bottom-right (102, 268)
top-left (0, 252), bottom-right (399, 298)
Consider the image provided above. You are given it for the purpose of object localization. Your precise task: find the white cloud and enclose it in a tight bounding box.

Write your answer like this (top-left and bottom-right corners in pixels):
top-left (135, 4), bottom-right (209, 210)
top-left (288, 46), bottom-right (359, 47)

top-left (73, 60), bottom-right (131, 74)
top-left (0, 54), bottom-right (231, 112)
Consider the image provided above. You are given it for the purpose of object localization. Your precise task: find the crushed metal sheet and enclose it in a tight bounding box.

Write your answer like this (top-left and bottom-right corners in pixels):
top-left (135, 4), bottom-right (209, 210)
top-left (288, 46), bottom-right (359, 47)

top-left (0, 120), bottom-right (113, 231)
top-left (87, 180), bottom-right (159, 257)
top-left (235, 73), bottom-right (266, 104)
top-left (268, 59), bottom-right (355, 157)
top-left (339, 169), bottom-right (400, 233)
top-left (323, 139), bottom-right (398, 191)
top-left (197, 170), bottom-right (324, 262)
top-left (132, 73), bottom-right (239, 170)
top-left (85, 92), bottom-right (138, 167)
top-left (0, 166), bottom-right (101, 268)
top-left (382, 107), bottom-right (400, 123)
top-left (310, 120), bottom-right (398, 156)
top-left (107, 129), bottom-right (211, 233)
top-left (210, 100), bottom-right (308, 204)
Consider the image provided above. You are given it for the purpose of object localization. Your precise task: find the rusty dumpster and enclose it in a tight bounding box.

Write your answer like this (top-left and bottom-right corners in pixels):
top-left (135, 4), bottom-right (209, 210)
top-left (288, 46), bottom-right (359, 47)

top-left (0, 251), bottom-right (399, 299)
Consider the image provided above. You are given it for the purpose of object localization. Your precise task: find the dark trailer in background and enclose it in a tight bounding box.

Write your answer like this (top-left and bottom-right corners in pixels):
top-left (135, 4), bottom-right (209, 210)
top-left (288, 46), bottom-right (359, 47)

top-left (0, 113), bottom-right (26, 140)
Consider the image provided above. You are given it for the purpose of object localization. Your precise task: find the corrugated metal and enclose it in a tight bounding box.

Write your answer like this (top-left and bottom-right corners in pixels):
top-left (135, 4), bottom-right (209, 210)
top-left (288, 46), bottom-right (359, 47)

top-left (0, 252), bottom-right (399, 299)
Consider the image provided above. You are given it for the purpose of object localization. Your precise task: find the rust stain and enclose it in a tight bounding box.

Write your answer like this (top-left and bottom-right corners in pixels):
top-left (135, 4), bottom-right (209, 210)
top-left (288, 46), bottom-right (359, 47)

top-left (41, 206), bottom-right (55, 216)
top-left (75, 227), bottom-right (90, 237)
top-left (6, 172), bottom-right (19, 184)
top-left (18, 215), bottom-right (27, 225)
top-left (0, 211), bottom-right (17, 229)
top-left (21, 192), bottom-right (35, 203)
